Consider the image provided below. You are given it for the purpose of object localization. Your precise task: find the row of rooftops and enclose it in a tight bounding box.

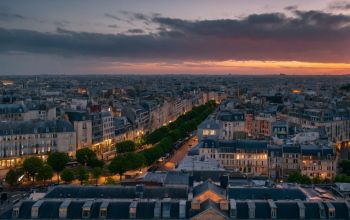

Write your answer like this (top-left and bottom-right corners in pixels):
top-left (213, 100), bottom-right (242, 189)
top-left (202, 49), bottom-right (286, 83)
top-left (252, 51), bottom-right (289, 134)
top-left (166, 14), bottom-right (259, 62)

top-left (1, 183), bottom-right (349, 219)
top-left (199, 139), bottom-right (335, 157)
top-left (0, 120), bottom-right (74, 136)
top-left (3, 198), bottom-right (349, 219)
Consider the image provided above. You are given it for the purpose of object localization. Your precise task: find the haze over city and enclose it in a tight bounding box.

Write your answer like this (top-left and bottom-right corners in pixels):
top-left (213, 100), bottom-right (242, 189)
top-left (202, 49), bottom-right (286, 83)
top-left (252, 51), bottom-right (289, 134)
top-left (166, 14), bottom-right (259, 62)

top-left (1, 0), bottom-right (350, 75)
top-left (3, 2), bottom-right (350, 220)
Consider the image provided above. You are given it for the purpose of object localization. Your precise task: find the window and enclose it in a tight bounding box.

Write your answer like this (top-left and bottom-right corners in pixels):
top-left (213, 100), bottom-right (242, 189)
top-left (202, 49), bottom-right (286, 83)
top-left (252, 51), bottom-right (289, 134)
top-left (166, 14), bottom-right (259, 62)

top-left (100, 210), bottom-right (107, 218)
top-left (82, 210), bottom-right (90, 218)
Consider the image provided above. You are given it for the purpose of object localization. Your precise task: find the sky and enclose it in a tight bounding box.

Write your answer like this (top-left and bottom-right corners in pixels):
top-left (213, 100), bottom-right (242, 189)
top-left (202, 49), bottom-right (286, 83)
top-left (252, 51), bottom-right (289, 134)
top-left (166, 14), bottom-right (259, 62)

top-left (0, 0), bottom-right (350, 75)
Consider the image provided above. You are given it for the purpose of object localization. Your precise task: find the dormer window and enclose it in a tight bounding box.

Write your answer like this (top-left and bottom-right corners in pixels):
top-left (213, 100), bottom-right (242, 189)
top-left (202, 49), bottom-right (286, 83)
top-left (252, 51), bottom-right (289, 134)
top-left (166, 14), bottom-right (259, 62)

top-left (100, 209), bottom-right (107, 218)
top-left (82, 210), bottom-right (90, 218)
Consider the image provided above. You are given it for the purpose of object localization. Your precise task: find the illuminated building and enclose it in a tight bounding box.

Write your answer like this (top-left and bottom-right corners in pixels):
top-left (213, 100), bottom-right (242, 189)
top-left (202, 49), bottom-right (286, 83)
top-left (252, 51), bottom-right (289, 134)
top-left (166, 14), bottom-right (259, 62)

top-left (198, 140), bottom-right (268, 176)
top-left (0, 120), bottom-right (76, 169)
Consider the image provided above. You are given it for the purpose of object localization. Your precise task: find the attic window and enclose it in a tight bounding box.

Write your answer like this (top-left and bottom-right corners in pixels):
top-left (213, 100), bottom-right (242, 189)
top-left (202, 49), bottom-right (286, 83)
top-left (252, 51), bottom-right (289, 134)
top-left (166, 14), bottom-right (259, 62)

top-left (12, 209), bottom-right (19, 218)
top-left (82, 210), bottom-right (90, 218)
top-left (100, 209), bottom-right (107, 218)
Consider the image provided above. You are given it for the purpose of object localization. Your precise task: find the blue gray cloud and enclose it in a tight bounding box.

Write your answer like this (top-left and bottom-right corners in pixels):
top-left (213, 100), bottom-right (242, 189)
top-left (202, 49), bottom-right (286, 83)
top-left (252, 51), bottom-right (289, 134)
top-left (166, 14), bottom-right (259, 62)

top-left (0, 10), bottom-right (349, 63)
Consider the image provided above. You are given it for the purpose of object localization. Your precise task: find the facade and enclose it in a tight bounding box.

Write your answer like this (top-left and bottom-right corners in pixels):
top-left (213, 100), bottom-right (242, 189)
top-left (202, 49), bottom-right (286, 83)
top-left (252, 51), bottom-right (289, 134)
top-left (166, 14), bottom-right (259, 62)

top-left (217, 110), bottom-right (246, 140)
top-left (198, 140), bottom-right (268, 176)
top-left (197, 119), bottom-right (221, 141)
top-left (65, 111), bottom-right (92, 150)
top-left (0, 120), bottom-right (76, 169)
top-left (252, 113), bottom-right (276, 138)
top-left (198, 139), bottom-right (336, 180)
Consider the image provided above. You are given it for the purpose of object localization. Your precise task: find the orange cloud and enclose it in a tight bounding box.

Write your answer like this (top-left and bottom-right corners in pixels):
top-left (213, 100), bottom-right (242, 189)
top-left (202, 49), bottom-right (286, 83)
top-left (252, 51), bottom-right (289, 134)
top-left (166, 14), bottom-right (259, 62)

top-left (81, 60), bottom-right (350, 75)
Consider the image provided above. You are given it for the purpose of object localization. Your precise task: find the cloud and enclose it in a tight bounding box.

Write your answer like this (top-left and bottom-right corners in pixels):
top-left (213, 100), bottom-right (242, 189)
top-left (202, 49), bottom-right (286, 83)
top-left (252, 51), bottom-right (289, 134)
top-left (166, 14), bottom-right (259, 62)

top-left (0, 5), bottom-right (25, 21)
top-left (105, 13), bottom-right (122, 21)
top-left (328, 1), bottom-right (350, 10)
top-left (107, 24), bottom-right (118, 29)
top-left (0, 10), bottom-right (350, 63)
top-left (284, 5), bottom-right (298, 11)
top-left (127, 28), bottom-right (144, 34)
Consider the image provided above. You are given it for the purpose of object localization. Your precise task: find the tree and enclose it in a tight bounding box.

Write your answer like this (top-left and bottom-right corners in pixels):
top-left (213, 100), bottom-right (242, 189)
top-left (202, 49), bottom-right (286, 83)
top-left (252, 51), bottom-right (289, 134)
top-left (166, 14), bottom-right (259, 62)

top-left (115, 140), bottom-right (136, 154)
top-left (88, 158), bottom-right (105, 168)
top-left (37, 165), bottom-right (53, 184)
top-left (60, 168), bottom-right (75, 183)
top-left (75, 165), bottom-right (89, 185)
top-left (334, 174), bottom-right (350, 183)
top-left (5, 169), bottom-right (18, 187)
top-left (47, 152), bottom-right (69, 183)
top-left (76, 148), bottom-right (97, 166)
top-left (287, 171), bottom-right (312, 184)
top-left (109, 152), bottom-right (145, 180)
top-left (23, 157), bottom-right (43, 183)
top-left (109, 156), bottom-right (127, 180)
top-left (91, 167), bottom-right (102, 186)
top-left (339, 160), bottom-right (350, 175)
top-left (105, 177), bottom-right (116, 185)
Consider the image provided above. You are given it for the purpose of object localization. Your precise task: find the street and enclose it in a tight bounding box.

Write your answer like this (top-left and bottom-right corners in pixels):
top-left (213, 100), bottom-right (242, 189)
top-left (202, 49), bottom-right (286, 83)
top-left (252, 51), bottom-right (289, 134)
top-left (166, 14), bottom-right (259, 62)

top-left (160, 135), bottom-right (198, 170)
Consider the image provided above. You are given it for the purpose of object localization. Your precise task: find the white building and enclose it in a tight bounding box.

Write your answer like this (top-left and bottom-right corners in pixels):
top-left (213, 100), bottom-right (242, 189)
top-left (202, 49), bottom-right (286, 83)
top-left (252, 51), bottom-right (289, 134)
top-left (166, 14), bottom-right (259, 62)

top-left (0, 120), bottom-right (76, 169)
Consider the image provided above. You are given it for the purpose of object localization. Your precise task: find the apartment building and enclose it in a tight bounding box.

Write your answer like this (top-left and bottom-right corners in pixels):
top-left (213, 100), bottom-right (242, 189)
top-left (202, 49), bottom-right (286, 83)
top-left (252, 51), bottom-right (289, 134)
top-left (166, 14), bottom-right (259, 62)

top-left (65, 111), bottom-right (92, 150)
top-left (0, 120), bottom-right (76, 169)
top-left (217, 110), bottom-right (246, 140)
top-left (198, 139), bottom-right (269, 176)
top-left (198, 139), bottom-right (336, 180)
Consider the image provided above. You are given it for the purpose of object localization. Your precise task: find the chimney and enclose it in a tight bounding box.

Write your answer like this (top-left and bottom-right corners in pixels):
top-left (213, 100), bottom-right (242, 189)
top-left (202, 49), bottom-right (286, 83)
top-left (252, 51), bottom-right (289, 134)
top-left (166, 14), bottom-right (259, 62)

top-left (179, 200), bottom-right (186, 219)
top-left (296, 200), bottom-right (305, 219)
top-left (318, 202), bottom-right (326, 219)
top-left (220, 175), bottom-right (229, 188)
top-left (82, 200), bottom-right (93, 219)
top-left (230, 199), bottom-right (237, 219)
top-left (99, 201), bottom-right (109, 219)
top-left (154, 200), bottom-right (161, 219)
top-left (191, 199), bottom-right (201, 210)
top-left (248, 200), bottom-right (255, 219)
top-left (324, 202), bottom-right (335, 219)
top-left (12, 201), bottom-right (22, 219)
top-left (267, 199), bottom-right (277, 219)
top-left (220, 199), bottom-right (229, 211)
top-left (129, 201), bottom-right (138, 219)
top-left (59, 200), bottom-right (71, 219)
top-left (31, 200), bottom-right (44, 219)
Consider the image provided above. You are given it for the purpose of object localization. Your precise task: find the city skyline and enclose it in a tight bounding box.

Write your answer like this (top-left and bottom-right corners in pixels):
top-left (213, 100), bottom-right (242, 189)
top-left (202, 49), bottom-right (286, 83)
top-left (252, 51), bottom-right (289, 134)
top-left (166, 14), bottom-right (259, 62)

top-left (1, 0), bottom-right (350, 75)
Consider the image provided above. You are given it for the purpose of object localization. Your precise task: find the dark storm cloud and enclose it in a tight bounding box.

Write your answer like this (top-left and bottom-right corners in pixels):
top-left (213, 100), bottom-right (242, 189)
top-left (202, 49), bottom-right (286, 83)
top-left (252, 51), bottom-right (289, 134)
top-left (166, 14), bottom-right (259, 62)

top-left (0, 10), bottom-right (350, 62)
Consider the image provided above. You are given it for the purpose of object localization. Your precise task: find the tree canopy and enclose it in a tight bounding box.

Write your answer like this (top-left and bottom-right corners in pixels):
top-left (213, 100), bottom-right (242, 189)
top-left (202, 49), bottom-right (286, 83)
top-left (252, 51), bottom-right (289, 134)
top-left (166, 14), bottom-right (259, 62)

top-left (60, 168), bottom-right (75, 183)
top-left (23, 157), bottom-right (43, 182)
top-left (37, 164), bottom-right (53, 183)
top-left (47, 152), bottom-right (68, 183)
top-left (5, 169), bottom-right (19, 186)
top-left (109, 101), bottom-right (216, 175)
top-left (115, 140), bottom-right (136, 154)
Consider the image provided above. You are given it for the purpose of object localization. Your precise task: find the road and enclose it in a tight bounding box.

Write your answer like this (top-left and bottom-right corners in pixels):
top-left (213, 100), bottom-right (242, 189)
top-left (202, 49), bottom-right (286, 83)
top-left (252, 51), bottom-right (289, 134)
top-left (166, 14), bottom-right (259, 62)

top-left (160, 135), bottom-right (198, 170)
